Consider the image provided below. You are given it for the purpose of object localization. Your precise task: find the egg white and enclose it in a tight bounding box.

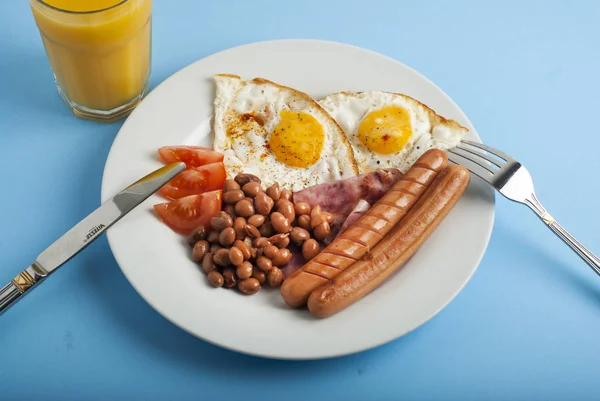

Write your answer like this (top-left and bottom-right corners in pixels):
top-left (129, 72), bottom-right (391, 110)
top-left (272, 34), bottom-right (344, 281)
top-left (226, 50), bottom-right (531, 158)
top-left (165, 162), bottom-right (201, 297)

top-left (319, 91), bottom-right (467, 173)
top-left (213, 75), bottom-right (358, 191)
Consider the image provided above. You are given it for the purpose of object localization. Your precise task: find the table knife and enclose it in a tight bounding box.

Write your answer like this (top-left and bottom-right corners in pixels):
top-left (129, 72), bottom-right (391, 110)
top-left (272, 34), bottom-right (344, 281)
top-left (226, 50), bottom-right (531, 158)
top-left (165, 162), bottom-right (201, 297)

top-left (0, 162), bottom-right (186, 314)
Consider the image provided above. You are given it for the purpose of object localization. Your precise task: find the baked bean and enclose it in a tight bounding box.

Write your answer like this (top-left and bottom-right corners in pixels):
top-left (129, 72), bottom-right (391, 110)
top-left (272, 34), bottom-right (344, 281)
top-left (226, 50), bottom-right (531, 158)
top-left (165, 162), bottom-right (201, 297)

top-left (235, 173), bottom-right (260, 187)
top-left (233, 239), bottom-right (252, 260)
top-left (313, 222), bottom-right (331, 241)
top-left (269, 233), bottom-right (289, 248)
top-left (294, 202), bottom-right (311, 216)
top-left (219, 227), bottom-right (236, 246)
top-left (290, 227), bottom-right (310, 244)
top-left (310, 205), bottom-right (326, 228)
top-left (297, 215), bottom-right (311, 231)
top-left (244, 236), bottom-right (255, 248)
top-left (263, 245), bottom-right (280, 260)
top-left (302, 239), bottom-right (320, 261)
top-left (187, 225), bottom-right (207, 246)
top-left (280, 188), bottom-right (292, 201)
top-left (270, 212), bottom-right (291, 233)
top-left (277, 199), bottom-right (295, 222)
top-left (209, 243), bottom-right (223, 254)
top-left (233, 217), bottom-right (246, 240)
top-left (254, 192), bottom-right (274, 216)
top-left (250, 247), bottom-right (258, 259)
top-left (234, 199), bottom-right (254, 217)
top-left (207, 230), bottom-right (220, 244)
top-left (311, 213), bottom-right (326, 229)
top-left (213, 248), bottom-right (231, 267)
top-left (238, 278), bottom-right (261, 295)
top-left (229, 246), bottom-right (244, 266)
top-left (223, 204), bottom-right (237, 218)
top-left (256, 256), bottom-right (273, 272)
top-left (267, 267), bottom-right (284, 287)
top-left (272, 248), bottom-right (292, 266)
top-left (223, 189), bottom-right (244, 204)
top-left (253, 237), bottom-right (271, 248)
top-left (222, 267), bottom-right (237, 288)
top-left (258, 221), bottom-right (274, 237)
top-left (252, 267), bottom-right (267, 284)
top-left (223, 179), bottom-right (241, 191)
top-left (192, 240), bottom-right (209, 262)
top-left (266, 182), bottom-right (281, 201)
top-left (275, 198), bottom-right (288, 210)
top-left (245, 224), bottom-right (260, 239)
top-left (242, 182), bottom-right (262, 198)
top-left (207, 271), bottom-right (224, 288)
top-left (201, 253), bottom-right (216, 274)
top-left (236, 261), bottom-right (253, 280)
top-left (211, 212), bottom-right (233, 231)
top-left (322, 212), bottom-right (334, 224)
top-left (247, 214), bottom-right (265, 227)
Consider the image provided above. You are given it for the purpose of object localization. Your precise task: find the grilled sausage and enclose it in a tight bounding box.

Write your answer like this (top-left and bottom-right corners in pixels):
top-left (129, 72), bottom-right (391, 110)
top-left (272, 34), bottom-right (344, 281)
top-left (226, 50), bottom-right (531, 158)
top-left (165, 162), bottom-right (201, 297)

top-left (307, 164), bottom-right (470, 317)
top-left (280, 149), bottom-right (448, 308)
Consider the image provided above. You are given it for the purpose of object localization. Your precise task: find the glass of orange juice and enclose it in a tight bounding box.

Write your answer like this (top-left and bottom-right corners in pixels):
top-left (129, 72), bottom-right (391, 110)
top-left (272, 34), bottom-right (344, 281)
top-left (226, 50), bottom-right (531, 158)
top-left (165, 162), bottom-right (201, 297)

top-left (29, 0), bottom-right (152, 122)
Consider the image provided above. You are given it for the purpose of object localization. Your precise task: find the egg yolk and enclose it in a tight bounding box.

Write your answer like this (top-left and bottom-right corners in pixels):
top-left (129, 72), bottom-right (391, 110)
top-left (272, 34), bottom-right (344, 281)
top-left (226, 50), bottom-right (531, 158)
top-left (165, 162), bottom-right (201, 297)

top-left (358, 106), bottom-right (412, 155)
top-left (269, 111), bottom-right (324, 168)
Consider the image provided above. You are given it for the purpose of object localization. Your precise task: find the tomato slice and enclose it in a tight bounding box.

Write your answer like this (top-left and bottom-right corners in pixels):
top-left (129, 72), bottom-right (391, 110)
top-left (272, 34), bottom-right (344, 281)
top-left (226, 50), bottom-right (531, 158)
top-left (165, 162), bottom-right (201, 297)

top-left (159, 162), bottom-right (226, 199)
top-left (158, 146), bottom-right (224, 168)
top-left (154, 190), bottom-right (222, 234)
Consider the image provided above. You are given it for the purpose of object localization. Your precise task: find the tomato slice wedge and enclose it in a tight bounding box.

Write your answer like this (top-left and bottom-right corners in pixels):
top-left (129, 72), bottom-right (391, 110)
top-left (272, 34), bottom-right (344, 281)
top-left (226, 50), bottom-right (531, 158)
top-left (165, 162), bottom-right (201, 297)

top-left (158, 146), bottom-right (224, 168)
top-left (154, 190), bottom-right (222, 234)
top-left (159, 162), bottom-right (226, 199)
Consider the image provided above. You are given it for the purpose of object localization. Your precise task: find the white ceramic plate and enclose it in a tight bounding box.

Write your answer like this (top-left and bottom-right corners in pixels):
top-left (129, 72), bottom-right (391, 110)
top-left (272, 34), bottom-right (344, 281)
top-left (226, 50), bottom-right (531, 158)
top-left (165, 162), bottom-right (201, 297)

top-left (101, 40), bottom-right (495, 359)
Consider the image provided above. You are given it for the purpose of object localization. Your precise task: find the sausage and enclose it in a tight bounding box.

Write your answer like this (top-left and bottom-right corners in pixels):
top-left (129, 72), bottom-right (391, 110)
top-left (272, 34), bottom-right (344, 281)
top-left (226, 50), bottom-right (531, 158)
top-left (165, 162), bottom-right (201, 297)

top-left (307, 164), bottom-right (470, 318)
top-left (280, 149), bottom-right (448, 308)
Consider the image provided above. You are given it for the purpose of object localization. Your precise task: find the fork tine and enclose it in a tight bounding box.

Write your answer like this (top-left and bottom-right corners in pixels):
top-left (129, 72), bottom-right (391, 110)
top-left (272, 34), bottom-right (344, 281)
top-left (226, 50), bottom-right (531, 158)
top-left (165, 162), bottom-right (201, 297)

top-left (461, 140), bottom-right (514, 162)
top-left (448, 148), bottom-right (496, 173)
top-left (456, 144), bottom-right (504, 168)
top-left (447, 151), bottom-right (494, 182)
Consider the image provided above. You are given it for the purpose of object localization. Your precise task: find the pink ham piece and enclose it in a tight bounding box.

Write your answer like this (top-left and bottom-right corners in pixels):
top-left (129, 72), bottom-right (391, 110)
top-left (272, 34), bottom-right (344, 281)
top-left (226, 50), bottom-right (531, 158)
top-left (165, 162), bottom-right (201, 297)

top-left (293, 168), bottom-right (401, 216)
top-left (281, 244), bottom-right (308, 279)
top-left (323, 200), bottom-right (371, 244)
top-left (335, 199), bottom-right (371, 238)
top-left (281, 170), bottom-right (401, 276)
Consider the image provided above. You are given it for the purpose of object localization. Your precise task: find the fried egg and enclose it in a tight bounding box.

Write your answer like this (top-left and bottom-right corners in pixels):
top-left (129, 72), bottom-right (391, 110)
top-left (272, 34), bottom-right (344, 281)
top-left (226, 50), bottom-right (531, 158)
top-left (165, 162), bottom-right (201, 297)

top-left (319, 91), bottom-right (468, 173)
top-left (213, 74), bottom-right (358, 191)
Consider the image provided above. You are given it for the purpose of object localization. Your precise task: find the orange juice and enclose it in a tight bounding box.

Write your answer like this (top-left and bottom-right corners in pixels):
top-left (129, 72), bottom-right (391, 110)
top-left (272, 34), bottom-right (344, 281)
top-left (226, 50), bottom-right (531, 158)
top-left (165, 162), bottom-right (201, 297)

top-left (30, 0), bottom-right (152, 122)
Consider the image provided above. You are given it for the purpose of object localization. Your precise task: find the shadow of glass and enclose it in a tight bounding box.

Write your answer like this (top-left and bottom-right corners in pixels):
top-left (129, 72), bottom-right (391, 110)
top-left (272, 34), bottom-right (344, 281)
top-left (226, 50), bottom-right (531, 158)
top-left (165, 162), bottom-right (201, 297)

top-left (0, 48), bottom-right (70, 119)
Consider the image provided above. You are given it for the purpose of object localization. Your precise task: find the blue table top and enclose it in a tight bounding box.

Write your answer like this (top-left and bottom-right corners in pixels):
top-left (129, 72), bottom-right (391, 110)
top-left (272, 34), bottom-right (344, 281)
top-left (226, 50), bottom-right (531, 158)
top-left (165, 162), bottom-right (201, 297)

top-left (2, 1), bottom-right (600, 399)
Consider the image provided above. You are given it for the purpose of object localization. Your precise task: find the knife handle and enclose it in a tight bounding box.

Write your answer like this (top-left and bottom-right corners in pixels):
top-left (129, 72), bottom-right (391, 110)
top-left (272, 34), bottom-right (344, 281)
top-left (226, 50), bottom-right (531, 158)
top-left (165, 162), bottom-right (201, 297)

top-left (0, 265), bottom-right (45, 314)
top-left (0, 282), bottom-right (22, 313)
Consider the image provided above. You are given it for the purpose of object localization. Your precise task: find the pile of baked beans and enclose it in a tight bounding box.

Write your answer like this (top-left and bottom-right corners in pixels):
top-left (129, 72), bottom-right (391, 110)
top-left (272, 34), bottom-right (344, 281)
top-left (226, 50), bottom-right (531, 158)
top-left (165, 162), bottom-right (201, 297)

top-left (187, 173), bottom-right (334, 295)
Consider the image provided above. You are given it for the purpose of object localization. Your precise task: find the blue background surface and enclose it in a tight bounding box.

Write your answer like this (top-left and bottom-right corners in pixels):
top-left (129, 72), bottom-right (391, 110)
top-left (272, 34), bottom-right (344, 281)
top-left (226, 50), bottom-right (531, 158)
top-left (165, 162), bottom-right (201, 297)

top-left (1, 1), bottom-right (600, 399)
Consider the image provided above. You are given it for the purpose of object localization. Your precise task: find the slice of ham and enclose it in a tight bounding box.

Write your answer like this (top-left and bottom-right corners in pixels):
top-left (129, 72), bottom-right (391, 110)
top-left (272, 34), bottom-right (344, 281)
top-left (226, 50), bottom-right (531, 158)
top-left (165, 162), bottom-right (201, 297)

top-left (323, 200), bottom-right (371, 244)
top-left (293, 168), bottom-right (401, 216)
top-left (281, 170), bottom-right (399, 276)
top-left (335, 199), bottom-right (371, 238)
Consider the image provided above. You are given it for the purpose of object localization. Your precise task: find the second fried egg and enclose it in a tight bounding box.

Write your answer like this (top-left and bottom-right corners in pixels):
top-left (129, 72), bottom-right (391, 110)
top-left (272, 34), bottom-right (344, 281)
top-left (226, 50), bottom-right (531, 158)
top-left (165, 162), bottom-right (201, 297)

top-left (319, 91), bottom-right (468, 173)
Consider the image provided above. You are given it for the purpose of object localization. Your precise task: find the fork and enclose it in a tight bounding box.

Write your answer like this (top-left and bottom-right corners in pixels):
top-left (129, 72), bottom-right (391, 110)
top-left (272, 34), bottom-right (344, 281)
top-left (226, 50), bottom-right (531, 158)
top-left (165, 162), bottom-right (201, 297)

top-left (448, 140), bottom-right (600, 276)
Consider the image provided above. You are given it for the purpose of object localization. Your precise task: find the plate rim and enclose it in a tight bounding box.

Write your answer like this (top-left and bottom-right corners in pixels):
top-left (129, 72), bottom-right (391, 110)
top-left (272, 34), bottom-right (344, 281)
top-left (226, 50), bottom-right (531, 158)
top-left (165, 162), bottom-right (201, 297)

top-left (101, 39), bottom-right (495, 359)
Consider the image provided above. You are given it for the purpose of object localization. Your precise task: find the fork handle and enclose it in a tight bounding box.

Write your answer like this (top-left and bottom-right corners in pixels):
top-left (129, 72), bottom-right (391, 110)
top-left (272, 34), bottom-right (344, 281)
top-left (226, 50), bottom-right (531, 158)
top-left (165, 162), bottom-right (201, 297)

top-left (528, 194), bottom-right (600, 276)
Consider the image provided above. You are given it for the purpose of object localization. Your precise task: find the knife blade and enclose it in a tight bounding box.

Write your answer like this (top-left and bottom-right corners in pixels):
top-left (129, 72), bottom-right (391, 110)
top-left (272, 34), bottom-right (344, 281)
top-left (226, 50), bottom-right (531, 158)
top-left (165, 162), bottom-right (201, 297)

top-left (0, 161), bottom-right (186, 314)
